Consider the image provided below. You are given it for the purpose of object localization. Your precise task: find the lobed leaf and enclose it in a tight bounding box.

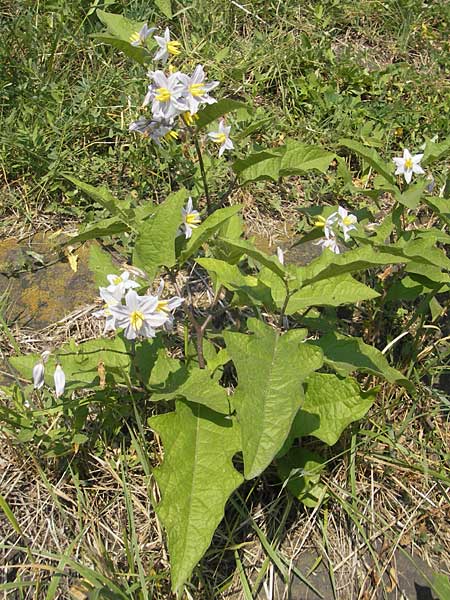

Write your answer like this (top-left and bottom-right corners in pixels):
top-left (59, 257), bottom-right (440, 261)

top-left (311, 332), bottom-right (412, 391)
top-left (150, 401), bottom-right (243, 592)
top-left (133, 189), bottom-right (188, 278)
top-left (293, 373), bottom-right (376, 445)
top-left (196, 99), bottom-right (249, 129)
top-left (224, 319), bottom-right (323, 479)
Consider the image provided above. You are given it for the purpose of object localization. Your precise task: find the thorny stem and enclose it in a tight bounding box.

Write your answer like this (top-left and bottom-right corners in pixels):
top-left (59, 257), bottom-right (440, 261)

top-left (168, 268), bottom-right (222, 369)
top-left (193, 133), bottom-right (212, 215)
top-left (278, 280), bottom-right (294, 329)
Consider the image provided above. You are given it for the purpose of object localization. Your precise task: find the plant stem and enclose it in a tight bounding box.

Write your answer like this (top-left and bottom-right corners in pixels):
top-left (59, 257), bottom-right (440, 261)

top-left (193, 133), bottom-right (212, 214)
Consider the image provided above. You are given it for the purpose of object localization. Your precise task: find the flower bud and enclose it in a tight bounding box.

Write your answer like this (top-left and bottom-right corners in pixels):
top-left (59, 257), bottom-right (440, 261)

top-left (54, 364), bottom-right (65, 398)
top-left (32, 362), bottom-right (45, 390)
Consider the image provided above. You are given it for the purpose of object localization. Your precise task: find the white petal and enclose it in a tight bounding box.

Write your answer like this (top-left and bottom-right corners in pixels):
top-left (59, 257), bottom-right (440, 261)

top-left (125, 290), bottom-right (140, 312)
top-left (54, 365), bottom-right (65, 398)
top-left (404, 170), bottom-right (413, 184)
top-left (33, 362), bottom-right (45, 390)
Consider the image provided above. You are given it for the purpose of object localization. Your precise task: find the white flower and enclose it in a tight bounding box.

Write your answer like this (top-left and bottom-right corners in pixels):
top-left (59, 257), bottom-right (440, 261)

top-left (146, 71), bottom-right (187, 121)
top-left (153, 27), bottom-right (181, 64)
top-left (276, 247), bottom-right (284, 265)
top-left (54, 365), bottom-right (65, 398)
top-left (129, 23), bottom-right (155, 47)
top-left (180, 197), bottom-right (201, 239)
top-left (314, 236), bottom-right (341, 254)
top-left (207, 119), bottom-right (233, 157)
top-left (155, 279), bottom-right (184, 331)
top-left (314, 213), bottom-right (338, 239)
top-left (129, 117), bottom-right (176, 144)
top-left (94, 287), bottom-right (123, 333)
top-left (177, 65), bottom-right (219, 115)
top-left (109, 290), bottom-right (168, 340)
top-left (106, 271), bottom-right (139, 296)
top-left (393, 148), bottom-right (425, 184)
top-left (335, 206), bottom-right (357, 241)
top-left (32, 362), bottom-right (45, 390)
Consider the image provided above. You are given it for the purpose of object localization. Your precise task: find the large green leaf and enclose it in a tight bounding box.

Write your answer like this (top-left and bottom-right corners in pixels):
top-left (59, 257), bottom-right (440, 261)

top-left (293, 373), bottom-right (376, 445)
top-left (88, 243), bottom-right (116, 287)
top-left (286, 274), bottom-right (379, 313)
top-left (96, 10), bottom-right (146, 42)
top-left (233, 142), bottom-right (334, 183)
top-left (339, 138), bottom-right (396, 185)
top-left (297, 245), bottom-right (408, 288)
top-left (310, 332), bottom-right (412, 391)
top-left (196, 99), bottom-right (249, 129)
top-left (218, 238), bottom-right (287, 280)
top-left (196, 258), bottom-right (273, 307)
top-left (133, 189), bottom-right (188, 277)
top-left (63, 175), bottom-right (125, 217)
top-left (150, 365), bottom-right (230, 414)
top-left (224, 319), bottom-right (323, 479)
top-left (9, 337), bottom-right (131, 389)
top-left (155, 0), bottom-right (172, 19)
top-left (91, 34), bottom-right (149, 64)
top-left (179, 205), bottom-right (242, 263)
top-left (65, 217), bottom-right (130, 245)
top-left (150, 401), bottom-right (243, 592)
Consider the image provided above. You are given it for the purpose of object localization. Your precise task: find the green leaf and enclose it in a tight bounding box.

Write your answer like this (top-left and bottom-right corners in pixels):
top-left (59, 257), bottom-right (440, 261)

top-left (10, 337), bottom-right (131, 389)
top-left (133, 189), bottom-right (188, 278)
top-left (422, 136), bottom-right (450, 165)
top-left (150, 365), bottom-right (230, 414)
top-left (65, 217), bottom-right (129, 244)
top-left (394, 179), bottom-right (427, 209)
top-left (311, 332), bottom-right (412, 391)
top-left (293, 373), bottom-right (376, 445)
top-left (63, 175), bottom-right (124, 216)
top-left (233, 142), bottom-right (334, 183)
top-left (91, 34), bottom-right (149, 65)
top-left (224, 319), bottom-right (323, 479)
top-left (296, 246), bottom-right (403, 288)
top-left (218, 238), bottom-right (287, 280)
top-left (196, 99), bottom-right (249, 129)
top-left (179, 205), bottom-right (242, 263)
top-left (196, 258), bottom-right (273, 307)
top-left (150, 401), bottom-right (243, 592)
top-left (155, 0), bottom-right (172, 18)
top-left (88, 243), bottom-right (116, 287)
top-left (431, 573), bottom-right (450, 600)
top-left (286, 274), bottom-right (379, 314)
top-left (339, 138), bottom-right (396, 185)
top-left (96, 10), bottom-right (146, 42)
top-left (277, 448), bottom-right (327, 507)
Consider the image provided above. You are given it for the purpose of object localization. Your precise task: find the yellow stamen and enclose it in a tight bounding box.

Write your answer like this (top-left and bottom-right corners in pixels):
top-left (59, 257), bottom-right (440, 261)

top-left (157, 300), bottom-right (169, 313)
top-left (129, 32), bottom-right (141, 45)
top-left (113, 276), bottom-right (122, 285)
top-left (404, 158), bottom-right (413, 170)
top-left (182, 112), bottom-right (199, 126)
top-left (130, 310), bottom-right (145, 331)
top-left (342, 216), bottom-right (353, 226)
top-left (189, 83), bottom-right (205, 97)
top-left (186, 213), bottom-right (201, 226)
top-left (155, 87), bottom-right (171, 102)
top-left (167, 40), bottom-right (181, 56)
top-left (164, 130), bottom-right (179, 142)
top-left (314, 216), bottom-right (326, 228)
top-left (214, 133), bottom-right (227, 145)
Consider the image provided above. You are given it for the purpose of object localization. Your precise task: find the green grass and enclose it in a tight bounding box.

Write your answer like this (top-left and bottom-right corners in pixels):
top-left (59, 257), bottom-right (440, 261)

top-left (1, 1), bottom-right (449, 598)
top-left (1, 0), bottom-right (449, 217)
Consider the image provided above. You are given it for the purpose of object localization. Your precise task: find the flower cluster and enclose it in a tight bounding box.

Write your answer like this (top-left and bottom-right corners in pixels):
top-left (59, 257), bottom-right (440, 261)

top-left (128, 27), bottom-right (233, 154)
top-left (94, 271), bottom-right (184, 340)
top-left (315, 206), bottom-right (358, 255)
top-left (32, 351), bottom-right (65, 398)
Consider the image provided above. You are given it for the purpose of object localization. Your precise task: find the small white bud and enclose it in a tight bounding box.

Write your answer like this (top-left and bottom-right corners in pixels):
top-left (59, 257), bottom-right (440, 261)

top-left (54, 365), bottom-right (66, 398)
top-left (41, 350), bottom-right (51, 364)
top-left (276, 247), bottom-right (284, 265)
top-left (32, 362), bottom-right (45, 390)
